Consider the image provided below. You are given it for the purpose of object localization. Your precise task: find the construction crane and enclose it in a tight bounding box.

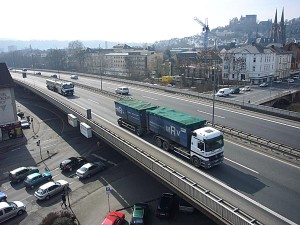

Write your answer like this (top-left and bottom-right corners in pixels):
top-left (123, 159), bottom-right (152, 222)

top-left (194, 17), bottom-right (209, 50)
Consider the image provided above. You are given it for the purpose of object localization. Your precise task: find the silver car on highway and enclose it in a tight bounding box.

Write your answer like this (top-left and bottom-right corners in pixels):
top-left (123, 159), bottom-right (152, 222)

top-left (76, 162), bottom-right (106, 179)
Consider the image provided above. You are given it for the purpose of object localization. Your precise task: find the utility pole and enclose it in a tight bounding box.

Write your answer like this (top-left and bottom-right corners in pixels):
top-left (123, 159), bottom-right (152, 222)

top-left (212, 61), bottom-right (216, 126)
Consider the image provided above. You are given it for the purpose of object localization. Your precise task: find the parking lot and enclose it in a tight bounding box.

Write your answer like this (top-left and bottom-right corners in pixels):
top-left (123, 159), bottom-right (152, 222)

top-left (0, 88), bottom-right (217, 225)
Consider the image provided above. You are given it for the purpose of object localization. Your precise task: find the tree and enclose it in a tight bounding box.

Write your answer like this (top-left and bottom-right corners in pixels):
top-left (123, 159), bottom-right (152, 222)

top-left (40, 210), bottom-right (76, 225)
top-left (68, 41), bottom-right (84, 51)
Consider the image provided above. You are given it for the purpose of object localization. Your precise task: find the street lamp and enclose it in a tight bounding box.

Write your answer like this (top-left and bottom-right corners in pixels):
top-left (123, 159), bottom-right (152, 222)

top-left (269, 73), bottom-right (274, 96)
top-left (212, 64), bottom-right (216, 126)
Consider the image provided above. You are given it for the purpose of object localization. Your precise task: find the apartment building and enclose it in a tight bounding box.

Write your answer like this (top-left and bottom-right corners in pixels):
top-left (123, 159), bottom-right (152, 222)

top-left (221, 43), bottom-right (292, 84)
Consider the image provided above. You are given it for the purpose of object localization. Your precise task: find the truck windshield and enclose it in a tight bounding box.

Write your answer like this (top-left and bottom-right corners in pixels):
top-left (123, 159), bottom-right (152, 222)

top-left (204, 135), bottom-right (224, 152)
top-left (63, 84), bottom-right (74, 89)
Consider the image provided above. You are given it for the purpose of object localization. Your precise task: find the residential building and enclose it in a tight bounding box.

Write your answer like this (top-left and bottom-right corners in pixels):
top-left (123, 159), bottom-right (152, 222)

top-left (221, 43), bottom-right (292, 84)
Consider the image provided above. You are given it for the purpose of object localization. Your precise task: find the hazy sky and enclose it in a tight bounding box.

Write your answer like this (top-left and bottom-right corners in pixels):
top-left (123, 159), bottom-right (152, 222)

top-left (1, 0), bottom-right (299, 43)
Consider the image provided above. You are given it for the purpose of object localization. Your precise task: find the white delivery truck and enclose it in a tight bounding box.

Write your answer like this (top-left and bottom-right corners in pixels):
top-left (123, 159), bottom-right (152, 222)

top-left (216, 88), bottom-right (231, 97)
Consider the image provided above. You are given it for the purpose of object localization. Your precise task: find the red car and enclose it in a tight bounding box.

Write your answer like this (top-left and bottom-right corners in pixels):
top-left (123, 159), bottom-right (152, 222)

top-left (101, 211), bottom-right (125, 225)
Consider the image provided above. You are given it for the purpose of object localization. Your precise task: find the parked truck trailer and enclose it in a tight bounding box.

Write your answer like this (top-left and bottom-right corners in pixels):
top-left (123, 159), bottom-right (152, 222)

top-left (46, 78), bottom-right (74, 96)
top-left (114, 98), bottom-right (224, 169)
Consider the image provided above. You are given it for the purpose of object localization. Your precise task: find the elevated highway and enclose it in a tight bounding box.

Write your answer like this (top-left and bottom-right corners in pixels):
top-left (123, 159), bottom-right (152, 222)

top-left (11, 72), bottom-right (300, 225)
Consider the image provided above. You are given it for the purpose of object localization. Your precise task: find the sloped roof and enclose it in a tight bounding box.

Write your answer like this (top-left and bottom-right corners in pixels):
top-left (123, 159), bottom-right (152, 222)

top-left (0, 63), bottom-right (14, 88)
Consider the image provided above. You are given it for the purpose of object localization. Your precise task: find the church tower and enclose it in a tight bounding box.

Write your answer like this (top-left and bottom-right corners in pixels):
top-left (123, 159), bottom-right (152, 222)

top-left (270, 8), bottom-right (286, 45)
top-left (279, 8), bottom-right (286, 45)
top-left (270, 9), bottom-right (279, 43)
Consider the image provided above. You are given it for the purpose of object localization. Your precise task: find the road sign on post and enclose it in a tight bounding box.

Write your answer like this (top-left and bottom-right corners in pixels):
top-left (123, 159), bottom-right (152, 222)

top-left (106, 186), bottom-right (111, 212)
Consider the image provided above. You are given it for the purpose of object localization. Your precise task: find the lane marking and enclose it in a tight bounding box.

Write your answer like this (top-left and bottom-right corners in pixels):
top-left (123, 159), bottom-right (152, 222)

top-left (197, 110), bottom-right (225, 119)
top-left (142, 96), bottom-right (158, 101)
top-left (88, 99), bottom-right (99, 104)
top-left (42, 144), bottom-right (57, 149)
top-left (225, 158), bottom-right (259, 174)
top-left (11, 147), bottom-right (21, 152)
top-left (92, 153), bottom-right (118, 166)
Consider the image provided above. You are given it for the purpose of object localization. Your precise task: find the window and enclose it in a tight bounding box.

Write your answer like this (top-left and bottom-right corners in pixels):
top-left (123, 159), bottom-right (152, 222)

top-left (253, 58), bottom-right (256, 63)
top-left (4, 207), bottom-right (13, 213)
top-left (252, 66), bottom-right (255, 71)
top-left (198, 142), bottom-right (204, 151)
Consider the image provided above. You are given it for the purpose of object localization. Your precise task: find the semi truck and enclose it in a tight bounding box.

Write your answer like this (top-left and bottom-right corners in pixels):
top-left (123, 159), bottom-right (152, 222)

top-left (114, 98), bottom-right (224, 169)
top-left (46, 78), bottom-right (74, 96)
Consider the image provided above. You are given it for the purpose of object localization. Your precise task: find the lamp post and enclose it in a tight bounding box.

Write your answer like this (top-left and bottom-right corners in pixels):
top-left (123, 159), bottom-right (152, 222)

top-left (269, 73), bottom-right (274, 96)
top-left (212, 64), bottom-right (216, 126)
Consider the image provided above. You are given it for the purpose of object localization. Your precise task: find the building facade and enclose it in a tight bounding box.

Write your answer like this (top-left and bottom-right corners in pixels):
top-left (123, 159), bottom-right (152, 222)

top-left (0, 63), bottom-right (23, 142)
top-left (221, 44), bottom-right (292, 84)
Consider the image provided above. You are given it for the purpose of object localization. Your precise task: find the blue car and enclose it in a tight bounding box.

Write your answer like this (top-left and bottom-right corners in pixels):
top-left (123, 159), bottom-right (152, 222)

top-left (24, 172), bottom-right (52, 189)
top-left (0, 192), bottom-right (7, 202)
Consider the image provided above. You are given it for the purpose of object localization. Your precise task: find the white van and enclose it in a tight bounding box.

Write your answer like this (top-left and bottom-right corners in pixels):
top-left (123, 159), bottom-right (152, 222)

top-left (70, 75), bottom-right (78, 79)
top-left (216, 88), bottom-right (231, 97)
top-left (115, 87), bottom-right (129, 95)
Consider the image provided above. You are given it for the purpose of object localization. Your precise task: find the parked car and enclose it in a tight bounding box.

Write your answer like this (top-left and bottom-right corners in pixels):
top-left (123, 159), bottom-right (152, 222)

top-left (0, 201), bottom-right (26, 223)
top-left (34, 180), bottom-right (69, 200)
top-left (0, 192), bottom-right (7, 202)
top-left (115, 87), bottom-right (129, 95)
top-left (101, 211), bottom-right (125, 225)
top-left (17, 111), bottom-right (24, 118)
top-left (241, 86), bottom-right (251, 91)
top-left (76, 162), bottom-right (106, 179)
top-left (60, 157), bottom-right (87, 172)
top-left (293, 75), bottom-right (300, 80)
top-left (35, 72), bottom-right (41, 75)
top-left (70, 74), bottom-right (78, 79)
top-left (20, 119), bottom-right (30, 129)
top-left (51, 74), bottom-right (58, 78)
top-left (287, 78), bottom-right (295, 83)
top-left (9, 167), bottom-right (39, 183)
top-left (24, 171), bottom-right (52, 189)
top-left (130, 203), bottom-right (148, 225)
top-left (259, 82), bottom-right (268, 87)
top-left (230, 87), bottom-right (240, 94)
top-left (22, 68), bottom-right (27, 71)
top-left (274, 79), bottom-right (282, 84)
top-left (156, 193), bottom-right (175, 219)
top-left (178, 198), bottom-right (194, 213)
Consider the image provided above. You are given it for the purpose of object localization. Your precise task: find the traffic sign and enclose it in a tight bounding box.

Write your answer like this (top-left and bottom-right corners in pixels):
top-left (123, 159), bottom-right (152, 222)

top-left (106, 186), bottom-right (110, 194)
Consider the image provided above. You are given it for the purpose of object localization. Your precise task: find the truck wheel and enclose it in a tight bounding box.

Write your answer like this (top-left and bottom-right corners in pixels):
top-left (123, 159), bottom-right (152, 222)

top-left (192, 157), bottom-right (200, 168)
top-left (155, 137), bottom-right (162, 148)
top-left (118, 120), bottom-right (122, 127)
top-left (162, 141), bottom-right (169, 151)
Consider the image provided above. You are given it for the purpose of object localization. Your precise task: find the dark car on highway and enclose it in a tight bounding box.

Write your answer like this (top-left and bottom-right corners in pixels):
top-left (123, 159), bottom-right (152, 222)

top-left (60, 157), bottom-right (87, 172)
top-left (156, 193), bottom-right (175, 219)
